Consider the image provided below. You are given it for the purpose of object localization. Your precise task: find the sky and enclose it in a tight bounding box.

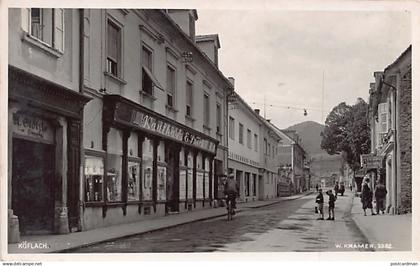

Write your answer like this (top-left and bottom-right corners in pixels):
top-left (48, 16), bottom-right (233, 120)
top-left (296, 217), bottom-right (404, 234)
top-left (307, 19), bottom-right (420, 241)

top-left (195, 10), bottom-right (411, 129)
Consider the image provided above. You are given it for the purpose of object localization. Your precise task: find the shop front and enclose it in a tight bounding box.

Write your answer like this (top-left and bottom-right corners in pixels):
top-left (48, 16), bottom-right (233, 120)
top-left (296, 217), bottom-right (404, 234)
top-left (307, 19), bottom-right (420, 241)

top-left (8, 66), bottom-right (91, 242)
top-left (82, 95), bottom-right (218, 230)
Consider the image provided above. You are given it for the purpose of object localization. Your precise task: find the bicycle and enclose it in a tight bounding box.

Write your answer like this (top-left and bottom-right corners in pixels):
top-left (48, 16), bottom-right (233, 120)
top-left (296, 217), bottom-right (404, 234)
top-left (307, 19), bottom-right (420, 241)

top-left (225, 195), bottom-right (235, 221)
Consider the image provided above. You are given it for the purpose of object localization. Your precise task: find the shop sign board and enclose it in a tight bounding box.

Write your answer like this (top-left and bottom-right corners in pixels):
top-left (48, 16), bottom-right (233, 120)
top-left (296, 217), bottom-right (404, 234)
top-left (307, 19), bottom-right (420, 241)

top-left (360, 154), bottom-right (382, 169)
top-left (115, 107), bottom-right (217, 154)
top-left (12, 112), bottom-right (54, 143)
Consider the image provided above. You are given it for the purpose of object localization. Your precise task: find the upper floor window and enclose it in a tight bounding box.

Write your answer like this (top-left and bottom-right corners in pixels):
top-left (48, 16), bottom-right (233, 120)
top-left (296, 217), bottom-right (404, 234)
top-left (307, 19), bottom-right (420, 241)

top-left (186, 81), bottom-right (193, 117)
top-left (378, 102), bottom-right (388, 133)
top-left (142, 46), bottom-right (157, 95)
top-left (264, 138), bottom-right (267, 154)
top-left (247, 129), bottom-right (252, 149)
top-left (216, 103), bottom-right (222, 134)
top-left (203, 93), bottom-right (210, 126)
top-left (254, 134), bottom-right (258, 152)
top-left (268, 143), bottom-right (271, 156)
top-left (239, 123), bottom-right (244, 144)
top-left (107, 20), bottom-right (121, 76)
top-left (166, 66), bottom-right (176, 107)
top-left (229, 116), bottom-right (235, 140)
top-left (21, 8), bottom-right (64, 52)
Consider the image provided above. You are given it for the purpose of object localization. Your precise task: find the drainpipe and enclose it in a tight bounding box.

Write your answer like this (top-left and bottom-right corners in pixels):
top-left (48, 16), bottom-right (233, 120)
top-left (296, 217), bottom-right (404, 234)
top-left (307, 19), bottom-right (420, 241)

top-left (78, 8), bottom-right (85, 230)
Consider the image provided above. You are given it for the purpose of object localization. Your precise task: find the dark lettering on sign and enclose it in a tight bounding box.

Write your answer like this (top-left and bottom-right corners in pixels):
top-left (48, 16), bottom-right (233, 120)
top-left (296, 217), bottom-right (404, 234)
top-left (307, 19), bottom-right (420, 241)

top-left (13, 113), bottom-right (53, 142)
top-left (116, 109), bottom-right (216, 153)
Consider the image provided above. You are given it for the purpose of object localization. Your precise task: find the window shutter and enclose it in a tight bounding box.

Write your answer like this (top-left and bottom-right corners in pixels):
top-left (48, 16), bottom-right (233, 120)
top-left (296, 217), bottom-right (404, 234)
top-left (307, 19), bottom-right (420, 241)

top-left (21, 8), bottom-right (30, 32)
top-left (54, 8), bottom-right (64, 52)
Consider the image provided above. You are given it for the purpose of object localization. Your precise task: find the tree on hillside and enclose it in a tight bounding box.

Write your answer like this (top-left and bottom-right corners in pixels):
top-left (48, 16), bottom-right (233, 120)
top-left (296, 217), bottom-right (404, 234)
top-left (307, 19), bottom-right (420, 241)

top-left (320, 98), bottom-right (370, 173)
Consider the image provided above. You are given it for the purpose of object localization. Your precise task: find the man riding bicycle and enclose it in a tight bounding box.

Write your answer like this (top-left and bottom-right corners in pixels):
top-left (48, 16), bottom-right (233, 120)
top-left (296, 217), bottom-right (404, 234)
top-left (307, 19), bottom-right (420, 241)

top-left (224, 174), bottom-right (239, 215)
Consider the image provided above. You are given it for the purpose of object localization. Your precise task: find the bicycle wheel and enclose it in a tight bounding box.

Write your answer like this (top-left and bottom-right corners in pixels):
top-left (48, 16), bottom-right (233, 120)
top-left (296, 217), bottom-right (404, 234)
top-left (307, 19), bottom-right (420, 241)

top-left (227, 200), bottom-right (232, 221)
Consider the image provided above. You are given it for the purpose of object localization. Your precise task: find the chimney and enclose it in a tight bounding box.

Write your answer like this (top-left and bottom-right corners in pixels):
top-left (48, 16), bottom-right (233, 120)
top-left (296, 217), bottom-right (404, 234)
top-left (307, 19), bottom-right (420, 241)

top-left (254, 109), bottom-right (260, 115)
top-left (167, 9), bottom-right (198, 41)
top-left (228, 77), bottom-right (235, 88)
top-left (195, 34), bottom-right (221, 67)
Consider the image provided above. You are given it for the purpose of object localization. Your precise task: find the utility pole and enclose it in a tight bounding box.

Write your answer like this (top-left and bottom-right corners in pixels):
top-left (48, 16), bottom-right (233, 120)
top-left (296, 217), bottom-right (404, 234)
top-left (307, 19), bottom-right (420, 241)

top-left (322, 70), bottom-right (325, 124)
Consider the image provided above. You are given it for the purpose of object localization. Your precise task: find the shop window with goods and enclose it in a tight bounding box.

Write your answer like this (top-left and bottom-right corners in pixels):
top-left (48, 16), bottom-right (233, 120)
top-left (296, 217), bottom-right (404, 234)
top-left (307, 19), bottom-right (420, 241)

top-left (157, 140), bottom-right (167, 201)
top-left (196, 153), bottom-right (204, 200)
top-left (85, 156), bottom-right (104, 202)
top-left (142, 137), bottom-right (154, 201)
top-left (179, 148), bottom-right (187, 201)
top-left (106, 128), bottom-right (123, 202)
top-left (127, 133), bottom-right (140, 201)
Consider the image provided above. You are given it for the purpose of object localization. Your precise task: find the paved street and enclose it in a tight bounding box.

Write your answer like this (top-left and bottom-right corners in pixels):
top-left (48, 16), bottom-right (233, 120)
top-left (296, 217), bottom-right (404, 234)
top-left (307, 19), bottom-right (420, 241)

top-left (69, 193), bottom-right (369, 253)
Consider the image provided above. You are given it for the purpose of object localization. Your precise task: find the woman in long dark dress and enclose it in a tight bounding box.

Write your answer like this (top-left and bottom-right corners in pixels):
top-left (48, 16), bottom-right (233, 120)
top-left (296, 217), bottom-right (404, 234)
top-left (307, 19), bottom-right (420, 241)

top-left (361, 178), bottom-right (375, 216)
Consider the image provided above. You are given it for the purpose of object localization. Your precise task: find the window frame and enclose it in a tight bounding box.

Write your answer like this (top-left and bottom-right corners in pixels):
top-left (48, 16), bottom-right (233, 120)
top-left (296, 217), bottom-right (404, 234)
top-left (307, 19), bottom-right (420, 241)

top-left (22, 8), bottom-right (65, 53)
top-left (186, 80), bottom-right (193, 117)
top-left (106, 18), bottom-right (122, 77)
top-left (84, 150), bottom-right (106, 205)
top-left (216, 103), bottom-right (222, 134)
top-left (203, 92), bottom-right (210, 127)
top-left (141, 45), bottom-right (154, 96)
top-left (166, 64), bottom-right (177, 108)
top-left (229, 116), bottom-right (235, 140)
top-left (247, 129), bottom-right (252, 149)
top-left (238, 123), bottom-right (244, 144)
top-left (254, 133), bottom-right (258, 152)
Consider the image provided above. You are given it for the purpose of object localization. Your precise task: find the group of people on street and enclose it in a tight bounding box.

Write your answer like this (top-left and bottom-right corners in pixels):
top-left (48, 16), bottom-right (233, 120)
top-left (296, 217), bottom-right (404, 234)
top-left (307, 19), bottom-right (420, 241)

top-left (315, 188), bottom-right (336, 220)
top-left (360, 177), bottom-right (387, 216)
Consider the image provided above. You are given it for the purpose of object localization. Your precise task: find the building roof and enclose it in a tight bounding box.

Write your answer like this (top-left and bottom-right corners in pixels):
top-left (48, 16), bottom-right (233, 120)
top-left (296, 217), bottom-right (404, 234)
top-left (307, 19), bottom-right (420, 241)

top-left (196, 34), bottom-right (221, 49)
top-left (159, 10), bottom-right (233, 93)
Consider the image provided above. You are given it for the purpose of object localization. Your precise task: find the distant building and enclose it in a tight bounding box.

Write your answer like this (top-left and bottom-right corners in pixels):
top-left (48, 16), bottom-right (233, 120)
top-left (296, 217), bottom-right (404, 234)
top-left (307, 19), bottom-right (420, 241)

top-left (364, 45), bottom-right (411, 214)
top-left (310, 154), bottom-right (343, 189)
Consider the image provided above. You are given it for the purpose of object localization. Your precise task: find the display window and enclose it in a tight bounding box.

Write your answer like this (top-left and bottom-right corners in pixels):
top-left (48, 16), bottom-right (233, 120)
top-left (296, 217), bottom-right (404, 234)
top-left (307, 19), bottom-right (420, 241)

top-left (85, 155), bottom-right (104, 202)
top-left (196, 152), bottom-right (203, 199)
top-left (157, 166), bottom-right (166, 200)
top-left (187, 151), bottom-right (193, 199)
top-left (128, 133), bottom-right (141, 201)
top-left (142, 137), bottom-right (154, 201)
top-left (204, 158), bottom-right (210, 199)
top-left (127, 160), bottom-right (140, 201)
top-left (107, 128), bottom-right (123, 202)
top-left (179, 148), bottom-right (186, 200)
top-left (107, 154), bottom-right (122, 202)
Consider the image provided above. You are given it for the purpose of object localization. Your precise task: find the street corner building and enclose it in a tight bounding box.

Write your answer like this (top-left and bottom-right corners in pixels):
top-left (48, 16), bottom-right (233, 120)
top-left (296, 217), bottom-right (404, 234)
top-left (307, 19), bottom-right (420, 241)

top-left (362, 45), bottom-right (412, 214)
top-left (8, 8), bottom-right (234, 243)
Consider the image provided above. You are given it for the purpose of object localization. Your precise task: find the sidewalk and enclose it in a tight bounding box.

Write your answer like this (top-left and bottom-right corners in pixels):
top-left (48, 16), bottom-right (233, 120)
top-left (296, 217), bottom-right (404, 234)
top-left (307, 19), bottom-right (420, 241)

top-left (350, 193), bottom-right (412, 251)
top-left (8, 192), bottom-right (312, 254)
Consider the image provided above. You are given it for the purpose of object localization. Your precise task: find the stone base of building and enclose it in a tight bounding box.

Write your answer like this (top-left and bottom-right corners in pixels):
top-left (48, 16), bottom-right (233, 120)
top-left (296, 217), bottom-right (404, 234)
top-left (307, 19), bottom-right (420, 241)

top-left (8, 209), bottom-right (20, 243)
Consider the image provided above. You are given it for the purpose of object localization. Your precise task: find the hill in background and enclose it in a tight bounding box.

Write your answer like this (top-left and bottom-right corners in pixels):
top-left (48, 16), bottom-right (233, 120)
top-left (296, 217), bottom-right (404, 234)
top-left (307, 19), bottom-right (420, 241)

top-left (285, 120), bottom-right (327, 156)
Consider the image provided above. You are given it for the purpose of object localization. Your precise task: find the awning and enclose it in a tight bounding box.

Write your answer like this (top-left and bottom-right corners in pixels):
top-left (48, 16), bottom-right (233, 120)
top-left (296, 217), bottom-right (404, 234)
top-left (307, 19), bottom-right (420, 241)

top-left (142, 66), bottom-right (163, 91)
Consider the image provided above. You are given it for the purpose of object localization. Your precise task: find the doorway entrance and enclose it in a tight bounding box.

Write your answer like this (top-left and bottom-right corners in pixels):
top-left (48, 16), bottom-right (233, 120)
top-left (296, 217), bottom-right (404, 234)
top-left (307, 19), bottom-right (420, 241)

top-left (258, 175), bottom-right (264, 200)
top-left (12, 138), bottom-right (55, 235)
top-left (166, 145), bottom-right (179, 213)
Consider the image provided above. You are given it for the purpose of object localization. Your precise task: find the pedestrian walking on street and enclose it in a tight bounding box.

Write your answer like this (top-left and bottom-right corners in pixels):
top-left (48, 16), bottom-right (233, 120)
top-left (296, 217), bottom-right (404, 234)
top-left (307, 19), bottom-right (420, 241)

top-left (374, 181), bottom-right (387, 215)
top-left (315, 184), bottom-right (319, 192)
top-left (361, 178), bottom-right (375, 216)
top-left (315, 189), bottom-right (324, 220)
top-left (349, 183), bottom-right (353, 192)
top-left (326, 190), bottom-right (336, 220)
top-left (334, 181), bottom-right (339, 198)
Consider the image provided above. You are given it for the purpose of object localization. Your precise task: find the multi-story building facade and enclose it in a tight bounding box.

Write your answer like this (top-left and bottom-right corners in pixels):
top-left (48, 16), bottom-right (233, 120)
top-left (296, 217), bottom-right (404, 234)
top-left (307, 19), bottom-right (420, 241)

top-left (8, 8), bottom-right (234, 241)
top-left (227, 93), bottom-right (263, 202)
top-left (81, 9), bottom-right (233, 230)
top-left (269, 126), bottom-right (308, 195)
top-left (8, 8), bottom-right (91, 242)
top-left (364, 45), bottom-right (411, 214)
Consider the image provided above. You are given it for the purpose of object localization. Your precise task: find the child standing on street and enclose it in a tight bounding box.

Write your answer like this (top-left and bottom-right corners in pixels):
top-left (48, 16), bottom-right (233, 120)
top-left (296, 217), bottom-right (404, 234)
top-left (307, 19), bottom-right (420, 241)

top-left (315, 189), bottom-right (324, 220)
top-left (326, 190), bottom-right (336, 220)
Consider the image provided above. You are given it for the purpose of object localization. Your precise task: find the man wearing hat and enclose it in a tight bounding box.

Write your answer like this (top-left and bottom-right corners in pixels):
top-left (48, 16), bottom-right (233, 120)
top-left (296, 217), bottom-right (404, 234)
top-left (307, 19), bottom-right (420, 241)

top-left (224, 173), bottom-right (240, 214)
